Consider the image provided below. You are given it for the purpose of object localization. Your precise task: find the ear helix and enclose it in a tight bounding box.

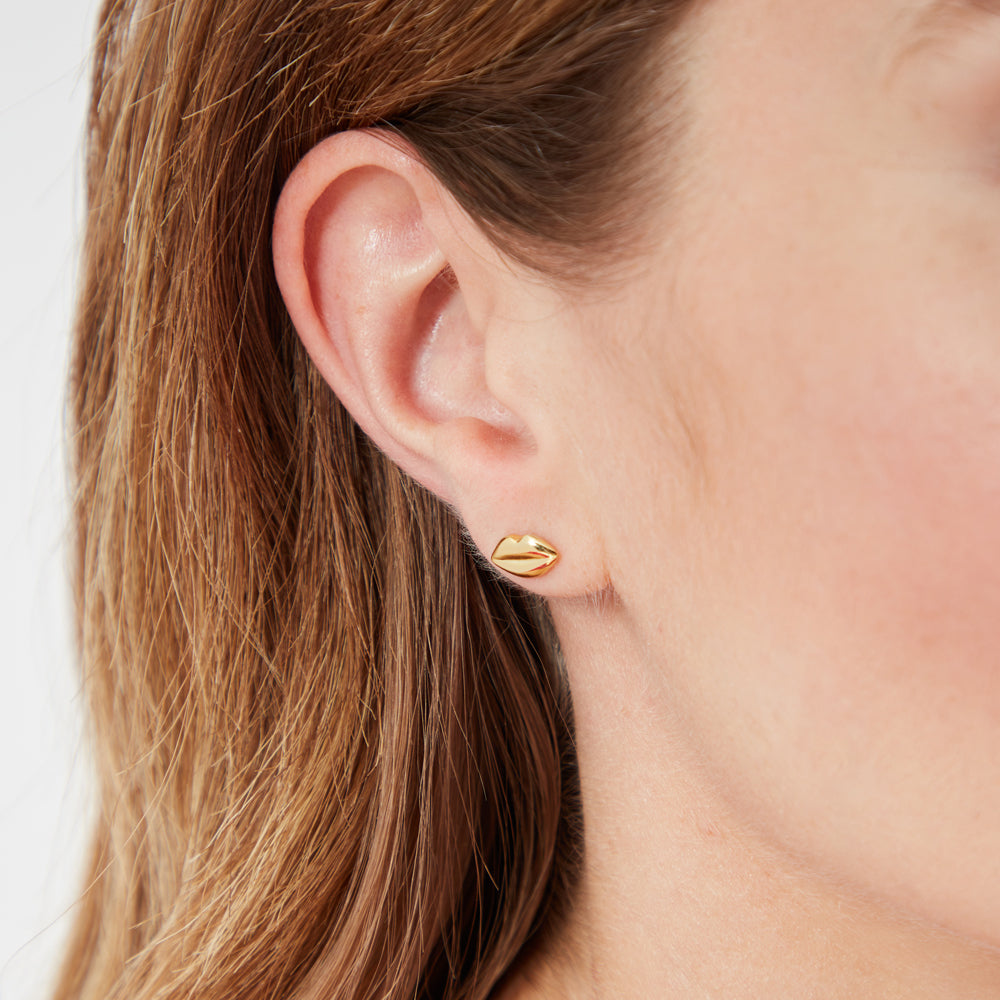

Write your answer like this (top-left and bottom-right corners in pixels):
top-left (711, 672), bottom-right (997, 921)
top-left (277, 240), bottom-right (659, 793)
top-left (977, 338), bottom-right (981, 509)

top-left (490, 534), bottom-right (560, 578)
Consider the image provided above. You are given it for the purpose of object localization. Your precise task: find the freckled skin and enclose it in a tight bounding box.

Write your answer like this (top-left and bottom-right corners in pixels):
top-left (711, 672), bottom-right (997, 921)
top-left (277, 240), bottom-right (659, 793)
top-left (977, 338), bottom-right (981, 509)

top-left (552, 0), bottom-right (1000, 952)
top-left (279, 4), bottom-right (1000, 993)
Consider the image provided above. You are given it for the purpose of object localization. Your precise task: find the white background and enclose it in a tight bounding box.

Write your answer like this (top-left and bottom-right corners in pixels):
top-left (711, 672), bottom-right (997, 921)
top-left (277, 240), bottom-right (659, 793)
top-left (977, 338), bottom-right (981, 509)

top-left (1, 1), bottom-right (101, 996)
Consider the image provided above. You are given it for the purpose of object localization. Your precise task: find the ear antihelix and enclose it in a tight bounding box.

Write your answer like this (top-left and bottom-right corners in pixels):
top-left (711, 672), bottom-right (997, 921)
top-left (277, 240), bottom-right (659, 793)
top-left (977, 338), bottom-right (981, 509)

top-left (490, 534), bottom-right (560, 578)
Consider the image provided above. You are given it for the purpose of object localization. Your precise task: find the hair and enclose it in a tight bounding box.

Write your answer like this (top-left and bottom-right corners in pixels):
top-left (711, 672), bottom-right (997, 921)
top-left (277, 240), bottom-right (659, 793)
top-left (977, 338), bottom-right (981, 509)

top-left (59, 1), bottom-right (698, 998)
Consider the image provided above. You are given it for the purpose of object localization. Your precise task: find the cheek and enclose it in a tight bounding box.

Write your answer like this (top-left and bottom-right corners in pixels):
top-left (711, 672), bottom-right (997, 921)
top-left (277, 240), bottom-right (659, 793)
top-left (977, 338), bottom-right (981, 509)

top-left (685, 271), bottom-right (1000, 944)
top-left (800, 353), bottom-right (1000, 746)
top-left (626, 0), bottom-right (1000, 934)
top-left (816, 347), bottom-right (1000, 655)
top-left (641, 113), bottom-right (1000, 933)
top-left (807, 372), bottom-right (1000, 937)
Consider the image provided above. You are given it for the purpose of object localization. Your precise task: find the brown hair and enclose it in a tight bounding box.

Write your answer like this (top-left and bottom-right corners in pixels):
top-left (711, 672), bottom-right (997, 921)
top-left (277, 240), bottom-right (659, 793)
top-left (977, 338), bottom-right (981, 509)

top-left (60, 1), bottom-right (697, 998)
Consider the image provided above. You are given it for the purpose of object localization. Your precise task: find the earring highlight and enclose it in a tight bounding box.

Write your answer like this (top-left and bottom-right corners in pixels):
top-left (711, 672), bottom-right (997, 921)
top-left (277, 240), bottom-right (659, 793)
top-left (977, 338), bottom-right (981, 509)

top-left (490, 534), bottom-right (559, 579)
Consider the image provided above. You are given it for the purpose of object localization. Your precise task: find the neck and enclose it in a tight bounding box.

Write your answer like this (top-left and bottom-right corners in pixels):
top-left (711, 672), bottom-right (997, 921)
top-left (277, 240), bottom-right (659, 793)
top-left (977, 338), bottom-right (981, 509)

top-left (500, 595), bottom-right (1000, 1000)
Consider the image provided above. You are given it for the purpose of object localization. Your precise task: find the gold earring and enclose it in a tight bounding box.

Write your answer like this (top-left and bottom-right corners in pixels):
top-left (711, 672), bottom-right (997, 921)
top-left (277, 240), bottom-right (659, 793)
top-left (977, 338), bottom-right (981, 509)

top-left (490, 534), bottom-right (559, 578)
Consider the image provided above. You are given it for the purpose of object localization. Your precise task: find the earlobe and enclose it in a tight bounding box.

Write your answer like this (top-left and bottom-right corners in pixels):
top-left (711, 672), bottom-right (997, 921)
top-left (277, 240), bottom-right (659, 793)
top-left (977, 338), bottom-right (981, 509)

top-left (271, 130), bottom-right (610, 599)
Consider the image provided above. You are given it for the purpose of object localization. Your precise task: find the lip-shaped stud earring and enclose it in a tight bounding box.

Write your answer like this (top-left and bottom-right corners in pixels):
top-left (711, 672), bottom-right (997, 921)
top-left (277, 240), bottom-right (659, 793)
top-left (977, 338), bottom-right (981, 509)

top-left (490, 534), bottom-right (560, 578)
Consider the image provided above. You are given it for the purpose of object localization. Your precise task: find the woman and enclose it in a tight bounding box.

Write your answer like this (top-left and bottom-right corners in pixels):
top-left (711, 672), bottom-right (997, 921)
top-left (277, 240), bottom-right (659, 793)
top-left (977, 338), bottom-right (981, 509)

top-left (59, 0), bottom-right (1000, 996)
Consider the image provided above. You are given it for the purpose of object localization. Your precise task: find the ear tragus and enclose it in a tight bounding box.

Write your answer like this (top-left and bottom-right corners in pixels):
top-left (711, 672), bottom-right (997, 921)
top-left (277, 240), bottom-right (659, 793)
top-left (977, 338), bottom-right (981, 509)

top-left (273, 130), bottom-right (610, 600)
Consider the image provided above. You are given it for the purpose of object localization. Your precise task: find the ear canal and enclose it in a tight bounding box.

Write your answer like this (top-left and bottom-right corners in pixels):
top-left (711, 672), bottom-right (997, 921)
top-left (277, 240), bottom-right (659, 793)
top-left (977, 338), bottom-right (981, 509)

top-left (490, 534), bottom-right (560, 578)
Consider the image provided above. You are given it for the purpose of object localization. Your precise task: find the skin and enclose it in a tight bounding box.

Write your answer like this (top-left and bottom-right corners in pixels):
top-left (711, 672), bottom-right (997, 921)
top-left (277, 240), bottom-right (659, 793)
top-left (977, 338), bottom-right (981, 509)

top-left (273, 0), bottom-right (1000, 994)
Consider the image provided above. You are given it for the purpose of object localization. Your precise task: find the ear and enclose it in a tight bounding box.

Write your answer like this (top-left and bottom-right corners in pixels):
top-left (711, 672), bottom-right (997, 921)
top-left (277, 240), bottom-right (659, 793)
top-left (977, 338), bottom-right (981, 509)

top-left (272, 130), bottom-right (607, 596)
top-left (890, 1), bottom-right (1000, 177)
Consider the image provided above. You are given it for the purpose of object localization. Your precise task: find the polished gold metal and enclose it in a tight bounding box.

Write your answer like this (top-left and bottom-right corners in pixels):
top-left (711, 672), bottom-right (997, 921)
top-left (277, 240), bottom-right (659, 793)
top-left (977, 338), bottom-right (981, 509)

top-left (490, 534), bottom-right (559, 578)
